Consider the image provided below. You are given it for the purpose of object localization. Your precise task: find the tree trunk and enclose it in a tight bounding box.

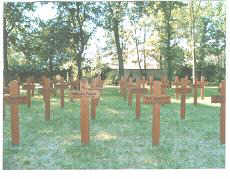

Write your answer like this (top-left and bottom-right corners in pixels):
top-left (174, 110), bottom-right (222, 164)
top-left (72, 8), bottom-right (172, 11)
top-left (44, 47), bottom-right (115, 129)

top-left (190, 0), bottom-right (196, 84)
top-left (3, 17), bottom-right (9, 86)
top-left (48, 57), bottom-right (53, 78)
top-left (113, 19), bottom-right (124, 79)
top-left (77, 56), bottom-right (82, 80)
top-left (143, 26), bottom-right (147, 77)
top-left (135, 38), bottom-right (144, 76)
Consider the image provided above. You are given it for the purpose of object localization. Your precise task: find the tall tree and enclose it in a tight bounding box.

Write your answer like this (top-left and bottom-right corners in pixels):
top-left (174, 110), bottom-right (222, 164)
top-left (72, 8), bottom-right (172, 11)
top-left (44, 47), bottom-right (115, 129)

top-left (56, 1), bottom-right (101, 79)
top-left (3, 2), bottom-right (35, 84)
top-left (101, 1), bottom-right (128, 79)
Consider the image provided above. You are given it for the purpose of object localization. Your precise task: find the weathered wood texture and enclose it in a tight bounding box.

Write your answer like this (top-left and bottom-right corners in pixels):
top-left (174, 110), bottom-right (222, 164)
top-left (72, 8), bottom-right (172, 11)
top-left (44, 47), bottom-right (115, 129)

top-left (175, 78), bottom-right (192, 119)
top-left (70, 80), bottom-right (100, 145)
top-left (149, 76), bottom-right (154, 95)
top-left (143, 81), bottom-right (171, 145)
top-left (199, 76), bottom-right (207, 100)
top-left (23, 79), bottom-right (35, 107)
top-left (55, 77), bottom-right (69, 108)
top-left (130, 80), bottom-right (148, 119)
top-left (4, 80), bottom-right (28, 144)
top-left (161, 76), bottom-right (169, 95)
top-left (173, 76), bottom-right (180, 99)
top-left (211, 80), bottom-right (225, 144)
top-left (193, 79), bottom-right (198, 105)
top-left (42, 78), bottom-right (51, 120)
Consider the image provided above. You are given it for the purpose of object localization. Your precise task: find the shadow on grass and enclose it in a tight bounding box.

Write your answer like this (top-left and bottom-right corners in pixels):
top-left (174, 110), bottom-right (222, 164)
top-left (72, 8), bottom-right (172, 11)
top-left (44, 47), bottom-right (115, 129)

top-left (3, 87), bottom-right (224, 169)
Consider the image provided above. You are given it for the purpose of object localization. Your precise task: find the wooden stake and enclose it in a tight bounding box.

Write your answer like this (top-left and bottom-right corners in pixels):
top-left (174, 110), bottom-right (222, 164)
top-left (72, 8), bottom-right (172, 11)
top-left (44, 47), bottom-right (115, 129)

top-left (55, 77), bottom-right (69, 108)
top-left (70, 80), bottom-right (100, 144)
top-left (42, 78), bottom-right (51, 121)
top-left (173, 76), bottom-right (180, 99)
top-left (143, 81), bottom-right (171, 145)
top-left (130, 80), bottom-right (148, 119)
top-left (211, 80), bottom-right (225, 144)
top-left (4, 80), bottom-right (28, 144)
top-left (80, 95), bottom-right (89, 144)
top-left (175, 78), bottom-right (192, 120)
top-left (193, 79), bottom-right (198, 105)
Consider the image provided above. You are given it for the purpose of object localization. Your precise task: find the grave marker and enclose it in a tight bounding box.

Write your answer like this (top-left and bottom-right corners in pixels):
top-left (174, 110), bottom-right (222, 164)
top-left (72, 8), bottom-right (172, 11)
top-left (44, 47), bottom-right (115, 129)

top-left (173, 76), bottom-right (180, 99)
top-left (42, 77), bottom-right (51, 120)
top-left (70, 80), bottom-right (99, 144)
top-left (175, 78), bottom-right (192, 119)
top-left (4, 80), bottom-right (28, 144)
top-left (199, 76), bottom-right (207, 100)
top-left (23, 79), bottom-right (35, 107)
top-left (149, 76), bottom-right (154, 95)
top-left (161, 76), bottom-right (169, 95)
top-left (127, 78), bottom-right (136, 107)
top-left (55, 77), bottom-right (69, 108)
top-left (130, 79), bottom-right (148, 119)
top-left (211, 80), bottom-right (225, 144)
top-left (193, 79), bottom-right (198, 105)
top-left (143, 81), bottom-right (171, 145)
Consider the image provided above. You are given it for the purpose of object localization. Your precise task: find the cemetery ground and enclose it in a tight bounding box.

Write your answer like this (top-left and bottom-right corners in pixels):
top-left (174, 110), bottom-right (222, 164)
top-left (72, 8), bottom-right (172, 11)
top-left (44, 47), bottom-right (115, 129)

top-left (3, 86), bottom-right (225, 169)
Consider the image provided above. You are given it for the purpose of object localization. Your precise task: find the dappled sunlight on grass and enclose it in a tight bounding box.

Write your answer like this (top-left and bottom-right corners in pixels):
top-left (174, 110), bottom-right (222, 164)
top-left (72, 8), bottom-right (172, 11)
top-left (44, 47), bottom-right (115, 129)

top-left (3, 86), bottom-right (225, 169)
top-left (94, 131), bottom-right (117, 141)
top-left (106, 108), bottom-right (120, 115)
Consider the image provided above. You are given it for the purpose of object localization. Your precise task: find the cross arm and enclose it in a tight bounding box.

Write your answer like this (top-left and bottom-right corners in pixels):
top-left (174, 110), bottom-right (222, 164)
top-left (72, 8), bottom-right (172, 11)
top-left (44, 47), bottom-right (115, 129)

top-left (143, 95), bottom-right (171, 105)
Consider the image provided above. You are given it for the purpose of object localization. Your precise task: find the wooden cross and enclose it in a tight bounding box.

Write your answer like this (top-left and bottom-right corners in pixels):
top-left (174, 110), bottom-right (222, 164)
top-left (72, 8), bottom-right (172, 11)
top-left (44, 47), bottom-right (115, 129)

top-left (193, 79), bottom-right (198, 105)
top-left (175, 78), bottom-right (192, 119)
top-left (211, 80), bottom-right (225, 144)
top-left (129, 79), bottom-right (148, 119)
top-left (149, 76), bottom-right (154, 95)
top-left (23, 79), bottom-right (35, 108)
top-left (198, 76), bottom-right (207, 100)
top-left (3, 80), bottom-right (28, 144)
top-left (127, 78), bottom-right (136, 107)
top-left (70, 80), bottom-right (100, 144)
top-left (89, 79), bottom-right (103, 118)
top-left (119, 76), bottom-right (128, 100)
top-left (42, 77), bottom-right (52, 120)
top-left (143, 81), bottom-right (171, 145)
top-left (173, 76), bottom-right (180, 99)
top-left (161, 76), bottom-right (169, 95)
top-left (55, 77), bottom-right (69, 108)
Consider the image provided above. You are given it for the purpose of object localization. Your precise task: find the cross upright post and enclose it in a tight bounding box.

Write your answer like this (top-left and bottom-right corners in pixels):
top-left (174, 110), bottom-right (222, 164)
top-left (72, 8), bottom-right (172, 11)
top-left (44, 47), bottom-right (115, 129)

top-left (70, 79), bottom-right (99, 144)
top-left (199, 76), bottom-right (207, 100)
top-left (149, 76), bottom-right (154, 95)
top-left (127, 77), bottom-right (136, 107)
top-left (211, 80), bottom-right (226, 144)
top-left (193, 78), bottom-right (198, 105)
top-left (23, 78), bottom-right (35, 108)
top-left (4, 80), bottom-right (28, 144)
top-left (175, 78), bottom-right (192, 119)
top-left (143, 81), bottom-right (171, 145)
top-left (173, 76), bottom-right (180, 99)
top-left (130, 79), bottom-right (148, 119)
top-left (42, 77), bottom-right (51, 120)
top-left (55, 77), bottom-right (69, 108)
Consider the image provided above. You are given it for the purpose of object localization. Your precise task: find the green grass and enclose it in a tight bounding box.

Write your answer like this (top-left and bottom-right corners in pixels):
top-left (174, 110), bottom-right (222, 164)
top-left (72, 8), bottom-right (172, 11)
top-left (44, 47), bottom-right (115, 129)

top-left (3, 86), bottom-right (225, 169)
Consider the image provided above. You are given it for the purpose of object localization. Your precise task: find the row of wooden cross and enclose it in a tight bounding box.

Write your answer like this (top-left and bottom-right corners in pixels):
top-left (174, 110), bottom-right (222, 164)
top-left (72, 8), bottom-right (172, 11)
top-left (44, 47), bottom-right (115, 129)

top-left (119, 75), bottom-right (226, 145)
top-left (3, 76), bottom-right (104, 145)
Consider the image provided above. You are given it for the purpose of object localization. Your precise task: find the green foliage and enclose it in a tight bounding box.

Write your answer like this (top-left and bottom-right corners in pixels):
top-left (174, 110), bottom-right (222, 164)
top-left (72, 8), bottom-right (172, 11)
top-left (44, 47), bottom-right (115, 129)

top-left (4, 1), bottom-right (226, 83)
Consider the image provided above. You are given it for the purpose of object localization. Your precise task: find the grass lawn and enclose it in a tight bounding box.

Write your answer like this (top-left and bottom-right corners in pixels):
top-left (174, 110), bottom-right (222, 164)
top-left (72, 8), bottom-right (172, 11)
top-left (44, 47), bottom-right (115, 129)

top-left (3, 86), bottom-right (225, 169)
